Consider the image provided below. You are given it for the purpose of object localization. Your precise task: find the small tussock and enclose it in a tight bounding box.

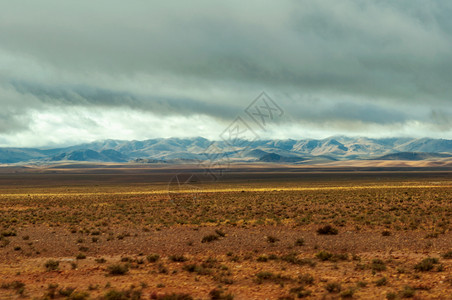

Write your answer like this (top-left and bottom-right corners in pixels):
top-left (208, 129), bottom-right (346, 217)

top-left (44, 260), bottom-right (60, 271)
top-left (317, 225), bottom-right (338, 235)
top-left (414, 257), bottom-right (439, 272)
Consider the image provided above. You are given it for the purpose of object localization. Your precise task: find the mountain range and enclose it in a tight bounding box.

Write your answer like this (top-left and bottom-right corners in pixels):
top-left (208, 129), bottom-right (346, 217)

top-left (0, 137), bottom-right (451, 164)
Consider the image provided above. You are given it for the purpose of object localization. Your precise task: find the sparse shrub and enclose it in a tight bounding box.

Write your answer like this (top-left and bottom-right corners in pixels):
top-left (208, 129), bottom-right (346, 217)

top-left (425, 232), bottom-right (438, 239)
top-left (316, 250), bottom-right (333, 261)
top-left (208, 288), bottom-right (234, 300)
top-left (255, 271), bottom-right (291, 284)
top-left (386, 292), bottom-right (397, 300)
top-left (257, 255), bottom-right (268, 262)
top-left (414, 257), bottom-right (439, 272)
top-left (150, 292), bottom-right (193, 300)
top-left (442, 251), bottom-right (452, 259)
top-left (147, 254), bottom-right (160, 263)
top-left (0, 237), bottom-right (10, 248)
top-left (0, 280), bottom-right (25, 295)
top-left (157, 263), bottom-right (168, 274)
top-left (76, 253), bottom-right (86, 260)
top-left (268, 254), bottom-right (278, 260)
top-left (79, 246), bottom-right (89, 252)
top-left (183, 264), bottom-right (211, 275)
top-left (334, 253), bottom-right (349, 261)
top-left (317, 225), bottom-right (338, 235)
top-left (59, 287), bottom-right (75, 297)
top-left (294, 238), bottom-right (305, 246)
top-left (69, 291), bottom-right (90, 300)
top-left (202, 234), bottom-right (219, 243)
top-left (325, 282), bottom-right (341, 293)
top-left (215, 229), bottom-right (226, 237)
top-left (104, 289), bottom-right (126, 300)
top-left (289, 286), bottom-right (312, 298)
top-left (1, 230), bottom-right (16, 237)
top-left (356, 281), bottom-right (367, 288)
top-left (169, 255), bottom-right (187, 262)
top-left (382, 230), bottom-right (391, 236)
top-left (297, 290), bottom-right (312, 298)
top-left (95, 258), bottom-right (107, 263)
top-left (266, 236), bottom-right (279, 243)
top-left (340, 288), bottom-right (355, 298)
top-left (375, 277), bottom-right (388, 286)
top-left (400, 285), bottom-right (415, 298)
top-left (371, 259), bottom-right (386, 272)
top-left (107, 264), bottom-right (129, 275)
top-left (298, 273), bottom-right (314, 285)
top-left (256, 271), bottom-right (274, 280)
top-left (45, 260), bottom-right (59, 271)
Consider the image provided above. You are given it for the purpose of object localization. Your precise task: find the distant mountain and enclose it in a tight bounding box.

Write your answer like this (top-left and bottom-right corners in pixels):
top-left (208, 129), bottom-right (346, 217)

top-left (258, 153), bottom-right (303, 163)
top-left (0, 137), bottom-right (451, 164)
top-left (374, 152), bottom-right (452, 161)
top-left (49, 149), bottom-right (128, 162)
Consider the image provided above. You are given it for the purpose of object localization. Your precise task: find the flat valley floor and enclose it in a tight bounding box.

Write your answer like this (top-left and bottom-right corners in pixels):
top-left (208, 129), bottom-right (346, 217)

top-left (0, 165), bottom-right (451, 299)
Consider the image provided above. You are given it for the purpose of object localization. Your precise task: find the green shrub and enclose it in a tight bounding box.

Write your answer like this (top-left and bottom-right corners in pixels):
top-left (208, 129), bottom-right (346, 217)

top-left (107, 264), bottom-right (129, 275)
top-left (414, 257), bottom-right (439, 272)
top-left (45, 260), bottom-right (59, 271)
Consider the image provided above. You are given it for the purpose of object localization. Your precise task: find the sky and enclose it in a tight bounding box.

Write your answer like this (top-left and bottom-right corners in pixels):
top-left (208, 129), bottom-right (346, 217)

top-left (0, 0), bottom-right (451, 148)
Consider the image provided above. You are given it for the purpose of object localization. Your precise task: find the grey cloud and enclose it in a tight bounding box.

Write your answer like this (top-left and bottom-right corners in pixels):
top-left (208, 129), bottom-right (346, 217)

top-left (0, 0), bottom-right (451, 144)
top-left (8, 80), bottom-right (239, 121)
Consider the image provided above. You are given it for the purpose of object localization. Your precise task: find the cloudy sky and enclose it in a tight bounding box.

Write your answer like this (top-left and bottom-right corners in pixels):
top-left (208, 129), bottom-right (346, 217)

top-left (1, 0), bottom-right (451, 147)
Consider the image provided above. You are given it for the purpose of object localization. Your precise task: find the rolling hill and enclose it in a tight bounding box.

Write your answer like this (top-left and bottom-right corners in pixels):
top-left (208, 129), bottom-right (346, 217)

top-left (0, 137), bottom-right (451, 164)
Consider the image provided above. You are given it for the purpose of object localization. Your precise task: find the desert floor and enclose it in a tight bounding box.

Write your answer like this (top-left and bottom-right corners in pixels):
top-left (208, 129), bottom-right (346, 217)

top-left (0, 166), bottom-right (451, 299)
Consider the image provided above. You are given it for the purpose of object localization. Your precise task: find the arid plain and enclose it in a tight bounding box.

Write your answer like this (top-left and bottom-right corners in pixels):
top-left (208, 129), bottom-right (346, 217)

top-left (0, 164), bottom-right (451, 299)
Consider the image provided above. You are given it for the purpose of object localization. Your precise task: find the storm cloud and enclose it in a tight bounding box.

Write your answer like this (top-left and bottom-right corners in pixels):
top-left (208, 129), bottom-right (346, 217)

top-left (0, 0), bottom-right (451, 146)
